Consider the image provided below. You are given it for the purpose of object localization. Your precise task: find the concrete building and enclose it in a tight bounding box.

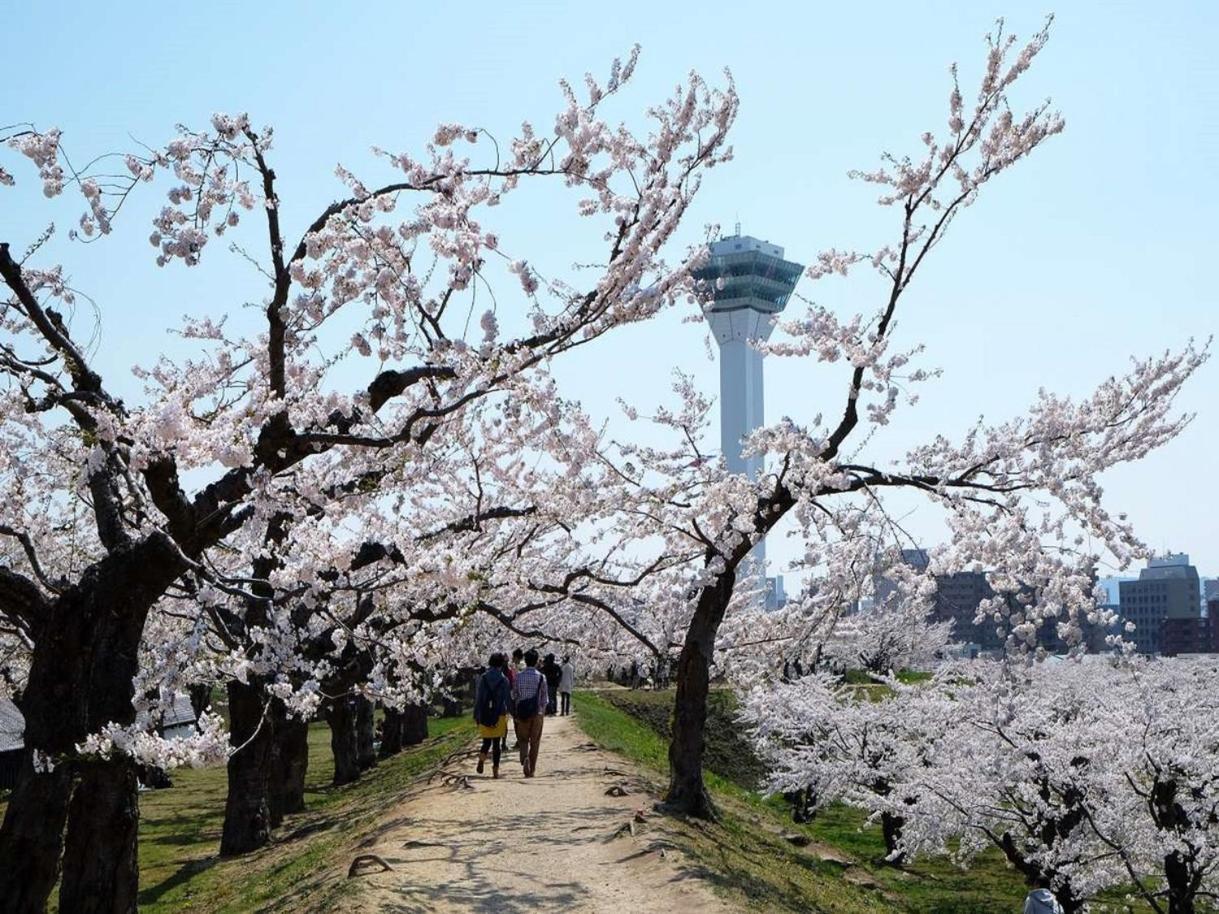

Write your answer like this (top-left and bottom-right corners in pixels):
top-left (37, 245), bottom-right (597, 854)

top-left (1119, 553), bottom-right (1203, 654)
top-left (1204, 578), bottom-right (1219, 612)
top-left (872, 549), bottom-right (1010, 653)
top-left (1161, 614), bottom-right (1219, 655)
top-left (1168, 597), bottom-right (1219, 654)
top-left (694, 231), bottom-right (801, 599)
top-left (1097, 575), bottom-right (1135, 607)
top-left (932, 571), bottom-right (1011, 653)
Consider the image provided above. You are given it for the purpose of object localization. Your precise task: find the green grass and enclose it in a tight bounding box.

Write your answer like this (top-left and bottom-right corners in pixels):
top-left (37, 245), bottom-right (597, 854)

top-left (134, 716), bottom-right (473, 913)
top-left (573, 689), bottom-right (1153, 914)
top-left (590, 688), bottom-right (768, 790)
top-left (0, 716), bottom-right (474, 913)
top-left (575, 690), bottom-right (893, 912)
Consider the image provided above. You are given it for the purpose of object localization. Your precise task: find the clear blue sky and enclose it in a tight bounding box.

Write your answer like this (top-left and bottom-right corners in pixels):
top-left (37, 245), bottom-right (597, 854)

top-left (2, 1), bottom-right (1216, 577)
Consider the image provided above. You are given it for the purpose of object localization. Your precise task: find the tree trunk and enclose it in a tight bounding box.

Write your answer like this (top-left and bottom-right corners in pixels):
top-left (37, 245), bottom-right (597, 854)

top-left (356, 696), bottom-right (377, 772)
top-left (402, 703), bottom-right (429, 746)
top-left (880, 812), bottom-right (906, 865)
top-left (188, 683), bottom-right (213, 721)
top-left (267, 713), bottom-right (285, 831)
top-left (379, 707), bottom-right (404, 758)
top-left (327, 699), bottom-right (361, 786)
top-left (998, 835), bottom-right (1084, 914)
top-left (220, 678), bottom-right (275, 856)
top-left (665, 573), bottom-right (735, 819)
top-left (272, 713), bottom-right (309, 819)
top-left (266, 702), bottom-right (308, 828)
top-left (59, 757), bottom-right (140, 914)
top-left (1165, 850), bottom-right (1196, 914)
top-left (0, 534), bottom-right (184, 913)
top-left (0, 755), bottom-right (74, 913)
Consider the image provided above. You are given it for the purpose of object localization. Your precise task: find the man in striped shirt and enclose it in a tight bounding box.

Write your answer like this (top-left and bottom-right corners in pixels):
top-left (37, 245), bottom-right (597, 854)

top-left (511, 649), bottom-right (548, 777)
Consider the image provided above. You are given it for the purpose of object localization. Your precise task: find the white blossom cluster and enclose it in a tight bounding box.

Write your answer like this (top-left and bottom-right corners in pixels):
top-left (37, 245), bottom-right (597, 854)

top-left (744, 657), bottom-right (1219, 912)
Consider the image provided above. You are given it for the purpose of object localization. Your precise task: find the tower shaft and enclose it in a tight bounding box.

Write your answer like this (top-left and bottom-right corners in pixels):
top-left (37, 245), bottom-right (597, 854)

top-left (717, 338), bottom-right (766, 479)
top-left (695, 233), bottom-right (803, 583)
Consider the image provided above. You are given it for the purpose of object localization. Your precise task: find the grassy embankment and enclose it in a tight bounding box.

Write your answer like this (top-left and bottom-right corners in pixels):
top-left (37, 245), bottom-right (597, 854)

top-left (574, 688), bottom-right (1151, 914)
top-left (1, 715), bottom-right (474, 914)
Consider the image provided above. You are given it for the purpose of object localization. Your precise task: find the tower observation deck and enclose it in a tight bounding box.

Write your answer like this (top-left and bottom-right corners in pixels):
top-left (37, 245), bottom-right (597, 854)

top-left (693, 232), bottom-right (802, 579)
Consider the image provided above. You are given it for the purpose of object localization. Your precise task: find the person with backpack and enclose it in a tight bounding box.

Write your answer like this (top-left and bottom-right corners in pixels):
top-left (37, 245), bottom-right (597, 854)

top-left (508, 647), bottom-right (527, 754)
top-left (1023, 881), bottom-right (1064, 914)
top-left (542, 653), bottom-right (561, 716)
top-left (559, 656), bottom-right (575, 715)
top-left (511, 649), bottom-right (548, 777)
top-left (473, 652), bottom-right (511, 779)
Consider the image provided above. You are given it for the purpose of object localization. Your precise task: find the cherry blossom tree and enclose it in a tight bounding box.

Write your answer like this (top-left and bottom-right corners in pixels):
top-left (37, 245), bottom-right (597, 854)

top-left (901, 662), bottom-right (1123, 912)
top-left (741, 671), bottom-right (949, 861)
top-left (1082, 659), bottom-right (1219, 914)
top-left (0, 51), bottom-right (737, 912)
top-left (748, 658), bottom-right (1219, 913)
top-left (560, 17), bottom-right (1204, 819)
top-left (820, 589), bottom-right (957, 677)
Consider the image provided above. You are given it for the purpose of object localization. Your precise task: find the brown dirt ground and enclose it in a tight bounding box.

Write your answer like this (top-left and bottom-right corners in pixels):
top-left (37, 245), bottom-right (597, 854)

top-left (350, 713), bottom-right (735, 913)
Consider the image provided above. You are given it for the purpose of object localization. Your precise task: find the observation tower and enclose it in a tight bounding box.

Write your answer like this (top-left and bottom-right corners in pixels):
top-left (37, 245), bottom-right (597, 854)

top-left (694, 229), bottom-right (802, 589)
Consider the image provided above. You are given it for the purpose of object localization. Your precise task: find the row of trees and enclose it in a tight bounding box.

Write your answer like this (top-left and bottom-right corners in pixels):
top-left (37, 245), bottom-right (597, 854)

top-left (0, 19), bottom-right (1206, 913)
top-left (745, 657), bottom-right (1219, 914)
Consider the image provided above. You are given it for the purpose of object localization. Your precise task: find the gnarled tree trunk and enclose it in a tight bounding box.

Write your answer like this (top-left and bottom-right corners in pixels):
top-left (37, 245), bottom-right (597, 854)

top-left (326, 698), bottom-right (361, 786)
top-left (880, 812), bottom-right (906, 865)
top-left (271, 712), bottom-right (309, 821)
top-left (0, 535), bottom-right (184, 913)
top-left (59, 757), bottom-right (140, 914)
top-left (0, 755), bottom-right (74, 913)
top-left (665, 572), bottom-right (735, 819)
top-left (220, 678), bottom-right (275, 856)
top-left (379, 707), bottom-right (404, 758)
top-left (402, 703), bottom-right (429, 746)
top-left (1165, 849), bottom-right (1197, 914)
top-left (356, 696), bottom-right (377, 772)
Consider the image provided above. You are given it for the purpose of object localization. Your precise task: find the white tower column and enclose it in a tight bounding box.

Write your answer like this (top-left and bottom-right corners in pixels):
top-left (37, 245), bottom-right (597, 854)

top-left (717, 338), bottom-right (766, 479)
top-left (696, 234), bottom-right (803, 593)
top-left (711, 329), bottom-right (769, 571)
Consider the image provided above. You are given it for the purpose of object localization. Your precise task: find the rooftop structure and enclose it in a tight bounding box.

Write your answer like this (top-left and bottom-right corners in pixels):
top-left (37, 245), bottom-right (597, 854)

top-left (0, 698), bottom-right (22, 754)
top-left (0, 698), bottom-right (24, 789)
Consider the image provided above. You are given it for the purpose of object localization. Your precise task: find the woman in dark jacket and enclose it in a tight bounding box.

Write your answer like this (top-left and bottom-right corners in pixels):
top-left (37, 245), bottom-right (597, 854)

top-left (542, 653), bottom-right (561, 716)
top-left (474, 653), bottom-right (511, 778)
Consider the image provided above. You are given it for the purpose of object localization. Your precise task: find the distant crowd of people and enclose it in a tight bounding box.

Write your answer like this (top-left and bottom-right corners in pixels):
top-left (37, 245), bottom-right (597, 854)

top-left (606, 658), bottom-right (671, 691)
top-left (472, 649), bottom-right (575, 778)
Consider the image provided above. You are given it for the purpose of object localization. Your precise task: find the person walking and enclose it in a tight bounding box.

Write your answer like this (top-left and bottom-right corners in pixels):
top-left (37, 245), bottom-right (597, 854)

top-left (511, 649), bottom-right (548, 777)
top-left (501, 651), bottom-right (516, 757)
top-left (559, 656), bottom-right (575, 716)
top-left (508, 647), bottom-right (526, 753)
top-left (542, 653), bottom-right (561, 716)
top-left (473, 653), bottom-right (511, 779)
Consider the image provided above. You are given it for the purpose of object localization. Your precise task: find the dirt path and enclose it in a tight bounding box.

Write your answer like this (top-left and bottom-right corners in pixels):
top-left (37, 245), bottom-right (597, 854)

top-left (355, 714), bottom-right (734, 913)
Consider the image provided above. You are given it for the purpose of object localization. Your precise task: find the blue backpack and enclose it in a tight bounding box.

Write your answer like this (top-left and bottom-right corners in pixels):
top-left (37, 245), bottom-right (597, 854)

top-left (477, 671), bottom-right (503, 726)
